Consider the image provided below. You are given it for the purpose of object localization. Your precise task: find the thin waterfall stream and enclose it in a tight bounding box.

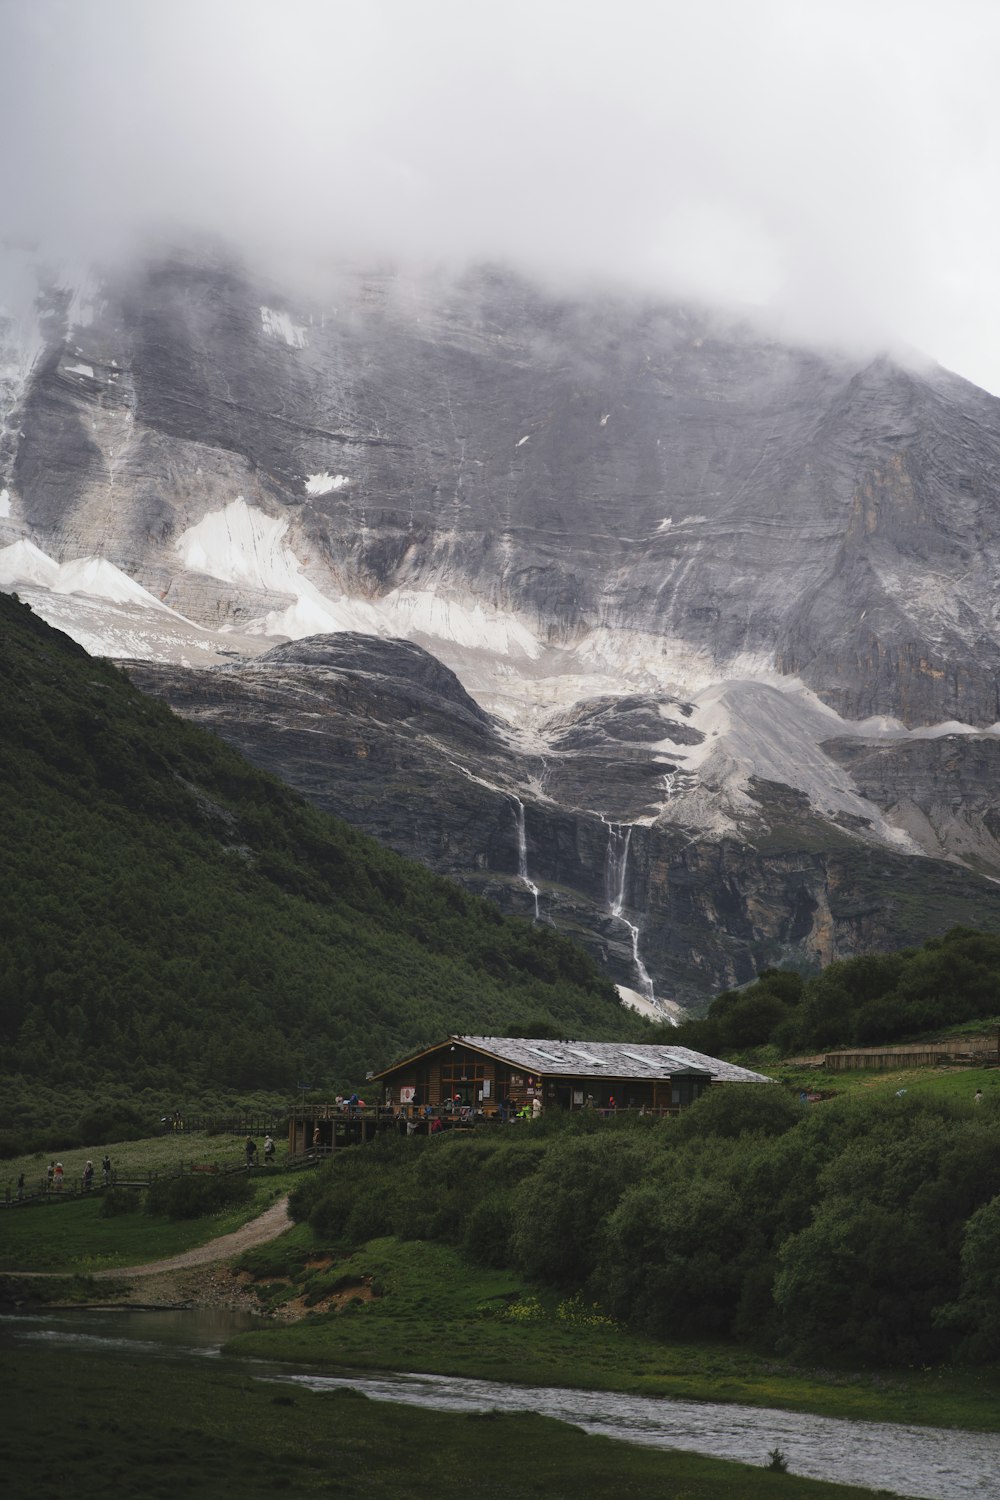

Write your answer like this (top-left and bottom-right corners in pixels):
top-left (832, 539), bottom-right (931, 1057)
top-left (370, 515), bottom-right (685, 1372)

top-left (510, 794), bottom-right (540, 920)
top-left (604, 820), bottom-right (656, 1006)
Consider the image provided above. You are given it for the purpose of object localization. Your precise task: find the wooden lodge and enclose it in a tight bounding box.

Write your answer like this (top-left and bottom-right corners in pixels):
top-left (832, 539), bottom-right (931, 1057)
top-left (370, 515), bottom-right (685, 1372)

top-left (287, 1036), bottom-right (773, 1154)
top-left (374, 1035), bottom-right (772, 1116)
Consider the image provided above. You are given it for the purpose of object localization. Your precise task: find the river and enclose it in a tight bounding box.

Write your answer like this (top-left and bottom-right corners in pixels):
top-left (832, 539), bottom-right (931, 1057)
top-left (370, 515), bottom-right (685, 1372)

top-left (5, 1309), bottom-right (999, 1498)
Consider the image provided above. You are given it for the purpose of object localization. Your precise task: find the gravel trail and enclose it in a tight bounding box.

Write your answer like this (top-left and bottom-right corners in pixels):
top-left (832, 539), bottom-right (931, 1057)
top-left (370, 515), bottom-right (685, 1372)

top-left (91, 1195), bottom-right (293, 1279)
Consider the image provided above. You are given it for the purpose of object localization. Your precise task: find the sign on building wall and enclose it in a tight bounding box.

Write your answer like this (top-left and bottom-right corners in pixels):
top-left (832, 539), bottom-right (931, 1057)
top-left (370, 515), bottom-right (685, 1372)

top-left (400, 1086), bottom-right (415, 1103)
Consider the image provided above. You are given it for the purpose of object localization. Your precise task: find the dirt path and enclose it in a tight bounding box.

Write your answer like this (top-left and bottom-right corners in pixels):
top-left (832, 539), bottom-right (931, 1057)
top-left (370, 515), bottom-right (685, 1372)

top-left (4, 1196), bottom-right (296, 1314)
top-left (91, 1195), bottom-right (293, 1280)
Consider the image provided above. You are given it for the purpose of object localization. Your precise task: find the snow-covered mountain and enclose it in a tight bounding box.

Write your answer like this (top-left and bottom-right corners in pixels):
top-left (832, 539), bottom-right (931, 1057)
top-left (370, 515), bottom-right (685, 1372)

top-left (5, 246), bottom-right (1000, 1012)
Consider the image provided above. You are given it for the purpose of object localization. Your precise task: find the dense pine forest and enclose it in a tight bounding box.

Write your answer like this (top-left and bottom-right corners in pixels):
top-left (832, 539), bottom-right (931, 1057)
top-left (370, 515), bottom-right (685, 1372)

top-left (0, 592), bottom-right (642, 1141)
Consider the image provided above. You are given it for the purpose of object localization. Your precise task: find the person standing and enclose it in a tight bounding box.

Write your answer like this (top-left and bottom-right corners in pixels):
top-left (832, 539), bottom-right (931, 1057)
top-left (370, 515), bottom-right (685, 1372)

top-left (46, 1161), bottom-right (54, 1192)
top-left (102, 1154), bottom-right (112, 1186)
top-left (974, 1088), bottom-right (983, 1104)
top-left (245, 1137), bottom-right (257, 1169)
top-left (83, 1161), bottom-right (94, 1191)
top-left (53, 1162), bottom-right (64, 1190)
top-left (263, 1134), bottom-right (275, 1163)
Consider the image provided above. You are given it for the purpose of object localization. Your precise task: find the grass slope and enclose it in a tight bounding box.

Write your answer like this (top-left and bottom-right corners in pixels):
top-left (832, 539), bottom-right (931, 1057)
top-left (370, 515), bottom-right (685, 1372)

top-left (0, 591), bottom-right (643, 1122)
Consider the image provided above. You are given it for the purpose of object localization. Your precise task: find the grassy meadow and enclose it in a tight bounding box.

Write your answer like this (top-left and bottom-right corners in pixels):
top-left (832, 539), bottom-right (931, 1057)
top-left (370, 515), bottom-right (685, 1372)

top-left (0, 1341), bottom-right (900, 1500)
top-left (0, 1131), bottom-right (296, 1275)
top-left (2, 1126), bottom-right (284, 1200)
top-left (770, 1061), bottom-right (1000, 1108)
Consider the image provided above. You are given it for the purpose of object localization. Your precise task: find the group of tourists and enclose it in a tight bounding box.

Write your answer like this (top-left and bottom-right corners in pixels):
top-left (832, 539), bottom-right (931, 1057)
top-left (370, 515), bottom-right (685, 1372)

top-left (245, 1134), bottom-right (276, 1167)
top-left (384, 1094), bottom-right (544, 1134)
top-left (36, 1152), bottom-right (113, 1196)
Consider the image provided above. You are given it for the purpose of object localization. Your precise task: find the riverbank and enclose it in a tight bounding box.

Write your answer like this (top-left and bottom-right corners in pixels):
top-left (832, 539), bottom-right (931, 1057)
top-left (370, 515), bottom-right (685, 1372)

top-left (5, 1185), bottom-right (998, 1436)
top-left (224, 1233), bottom-right (1000, 1434)
top-left (0, 1339), bottom-right (900, 1500)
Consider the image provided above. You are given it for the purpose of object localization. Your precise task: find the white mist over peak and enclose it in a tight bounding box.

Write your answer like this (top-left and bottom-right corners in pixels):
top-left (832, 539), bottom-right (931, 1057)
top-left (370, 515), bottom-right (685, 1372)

top-left (3, 2), bottom-right (1000, 391)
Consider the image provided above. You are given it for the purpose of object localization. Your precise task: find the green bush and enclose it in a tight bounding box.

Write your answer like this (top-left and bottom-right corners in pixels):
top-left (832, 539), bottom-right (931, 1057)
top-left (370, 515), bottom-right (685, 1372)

top-left (100, 1186), bottom-right (140, 1217)
top-left (462, 1192), bottom-right (514, 1267)
top-left (145, 1171), bottom-right (253, 1220)
top-left (77, 1103), bottom-right (148, 1147)
top-left (296, 1091), bottom-right (1000, 1367)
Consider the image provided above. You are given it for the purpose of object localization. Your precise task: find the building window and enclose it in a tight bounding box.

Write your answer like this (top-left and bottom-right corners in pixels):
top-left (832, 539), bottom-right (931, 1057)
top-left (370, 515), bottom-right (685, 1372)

top-left (441, 1059), bottom-right (486, 1105)
top-left (440, 1062), bottom-right (485, 1084)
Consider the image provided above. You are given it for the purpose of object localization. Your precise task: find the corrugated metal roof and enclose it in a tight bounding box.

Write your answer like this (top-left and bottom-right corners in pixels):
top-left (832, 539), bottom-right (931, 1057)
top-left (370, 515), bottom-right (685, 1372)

top-left (453, 1037), bottom-right (773, 1084)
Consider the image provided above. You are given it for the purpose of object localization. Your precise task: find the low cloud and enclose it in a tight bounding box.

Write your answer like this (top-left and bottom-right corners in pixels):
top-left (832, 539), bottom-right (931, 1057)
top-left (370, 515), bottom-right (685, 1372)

top-left (3, 0), bottom-right (1000, 389)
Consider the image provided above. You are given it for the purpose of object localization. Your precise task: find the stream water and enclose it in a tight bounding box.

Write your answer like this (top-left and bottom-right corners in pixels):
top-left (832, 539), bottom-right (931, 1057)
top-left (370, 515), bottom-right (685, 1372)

top-left (5, 1309), bottom-right (1000, 1498)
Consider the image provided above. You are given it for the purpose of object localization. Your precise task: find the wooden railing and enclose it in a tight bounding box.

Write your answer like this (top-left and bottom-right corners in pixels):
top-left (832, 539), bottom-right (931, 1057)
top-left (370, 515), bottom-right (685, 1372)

top-left (1, 1153), bottom-right (291, 1209)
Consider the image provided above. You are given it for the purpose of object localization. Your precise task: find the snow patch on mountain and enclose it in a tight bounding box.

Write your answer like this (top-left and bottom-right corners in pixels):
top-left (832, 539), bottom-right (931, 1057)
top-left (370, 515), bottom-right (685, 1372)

top-left (305, 472), bottom-right (350, 495)
top-left (177, 497), bottom-right (388, 641)
top-left (260, 306), bottom-right (307, 348)
top-left (250, 591), bottom-right (387, 641)
top-left (661, 678), bottom-right (924, 852)
top-left (0, 538), bottom-right (186, 616)
top-left (0, 490), bottom-right (10, 518)
top-left (177, 498), bottom-right (303, 593)
top-left (176, 498), bottom-right (548, 660)
top-left (7, 583), bottom-right (240, 664)
top-left (0, 538), bottom-right (60, 589)
top-left (381, 587), bottom-right (543, 660)
top-left (62, 268), bottom-right (105, 331)
top-left (573, 625), bottom-right (780, 698)
top-left (0, 252), bottom-right (44, 428)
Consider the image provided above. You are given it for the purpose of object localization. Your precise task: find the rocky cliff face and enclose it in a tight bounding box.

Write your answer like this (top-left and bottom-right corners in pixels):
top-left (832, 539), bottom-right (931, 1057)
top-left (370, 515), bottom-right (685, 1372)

top-left (127, 635), bottom-right (1000, 1012)
top-left (5, 246), bottom-right (1000, 1012)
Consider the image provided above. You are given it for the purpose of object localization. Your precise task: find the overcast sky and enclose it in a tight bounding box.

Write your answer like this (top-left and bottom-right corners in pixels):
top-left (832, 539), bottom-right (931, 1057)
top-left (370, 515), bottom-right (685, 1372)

top-left (3, 0), bottom-right (1000, 390)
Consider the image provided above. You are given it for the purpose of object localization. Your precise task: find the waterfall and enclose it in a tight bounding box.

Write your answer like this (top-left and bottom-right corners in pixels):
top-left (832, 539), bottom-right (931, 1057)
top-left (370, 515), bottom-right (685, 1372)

top-left (510, 795), bottom-right (540, 921)
top-left (604, 820), bottom-right (656, 1006)
top-left (605, 823), bottom-right (632, 915)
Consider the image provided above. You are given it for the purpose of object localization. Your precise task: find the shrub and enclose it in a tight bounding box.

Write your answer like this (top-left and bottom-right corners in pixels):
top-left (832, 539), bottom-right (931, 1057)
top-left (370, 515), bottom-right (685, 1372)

top-left (673, 1083), bottom-right (801, 1143)
top-left (462, 1192), bottom-right (514, 1267)
top-left (77, 1103), bottom-right (147, 1146)
top-left (145, 1171), bottom-right (253, 1220)
top-left (100, 1186), bottom-right (139, 1217)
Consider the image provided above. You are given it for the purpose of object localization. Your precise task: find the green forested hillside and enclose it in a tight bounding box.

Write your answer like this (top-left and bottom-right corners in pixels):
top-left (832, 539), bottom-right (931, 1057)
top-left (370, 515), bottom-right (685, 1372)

top-left (659, 927), bottom-right (1000, 1057)
top-left (0, 593), bottom-right (639, 1116)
